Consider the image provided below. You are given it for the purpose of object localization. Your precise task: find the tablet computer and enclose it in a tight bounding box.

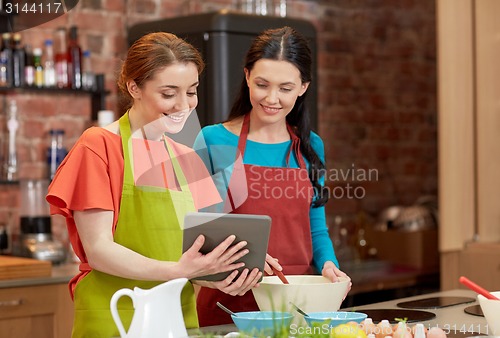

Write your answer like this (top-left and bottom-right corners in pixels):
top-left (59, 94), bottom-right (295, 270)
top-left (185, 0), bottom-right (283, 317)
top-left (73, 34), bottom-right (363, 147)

top-left (182, 212), bottom-right (272, 282)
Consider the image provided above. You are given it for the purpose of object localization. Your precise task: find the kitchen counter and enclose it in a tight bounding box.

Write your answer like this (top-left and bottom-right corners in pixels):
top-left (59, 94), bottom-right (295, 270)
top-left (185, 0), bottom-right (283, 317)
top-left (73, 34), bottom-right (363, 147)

top-left (0, 261), bottom-right (78, 289)
top-left (348, 289), bottom-right (488, 334)
top-left (191, 289), bottom-right (489, 337)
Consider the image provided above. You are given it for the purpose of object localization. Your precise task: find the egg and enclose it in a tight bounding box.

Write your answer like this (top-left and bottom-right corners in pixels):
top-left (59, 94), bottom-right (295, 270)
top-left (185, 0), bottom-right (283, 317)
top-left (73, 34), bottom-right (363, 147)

top-left (427, 327), bottom-right (447, 338)
top-left (361, 318), bottom-right (376, 335)
top-left (412, 324), bottom-right (427, 338)
top-left (393, 321), bottom-right (412, 338)
top-left (376, 320), bottom-right (393, 338)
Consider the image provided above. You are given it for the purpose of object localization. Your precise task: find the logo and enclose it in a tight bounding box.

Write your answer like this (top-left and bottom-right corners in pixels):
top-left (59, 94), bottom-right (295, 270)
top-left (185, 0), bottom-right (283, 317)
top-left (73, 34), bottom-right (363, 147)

top-left (0, 0), bottom-right (79, 33)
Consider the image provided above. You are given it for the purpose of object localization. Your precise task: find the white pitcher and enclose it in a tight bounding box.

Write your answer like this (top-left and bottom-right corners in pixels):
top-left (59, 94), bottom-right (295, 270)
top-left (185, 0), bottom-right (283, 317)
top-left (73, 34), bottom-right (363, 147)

top-left (110, 278), bottom-right (189, 338)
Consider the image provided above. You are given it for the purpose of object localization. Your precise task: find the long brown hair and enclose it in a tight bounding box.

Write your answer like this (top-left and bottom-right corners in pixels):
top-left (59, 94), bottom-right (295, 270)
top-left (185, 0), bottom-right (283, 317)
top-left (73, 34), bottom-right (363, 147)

top-left (118, 32), bottom-right (205, 109)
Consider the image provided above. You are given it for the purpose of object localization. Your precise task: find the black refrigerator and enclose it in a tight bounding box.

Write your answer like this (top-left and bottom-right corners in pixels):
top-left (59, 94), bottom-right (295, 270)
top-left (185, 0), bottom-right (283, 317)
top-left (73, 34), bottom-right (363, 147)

top-left (128, 10), bottom-right (318, 131)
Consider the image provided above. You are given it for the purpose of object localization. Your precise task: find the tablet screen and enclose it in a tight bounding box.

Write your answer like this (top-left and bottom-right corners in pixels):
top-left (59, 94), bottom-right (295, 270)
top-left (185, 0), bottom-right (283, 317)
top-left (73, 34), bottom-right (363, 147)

top-left (182, 212), bottom-right (271, 281)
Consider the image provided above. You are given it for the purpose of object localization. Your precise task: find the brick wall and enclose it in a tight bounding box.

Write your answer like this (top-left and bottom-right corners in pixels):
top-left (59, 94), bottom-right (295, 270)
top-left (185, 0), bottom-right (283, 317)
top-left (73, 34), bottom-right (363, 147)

top-left (0, 0), bottom-right (437, 256)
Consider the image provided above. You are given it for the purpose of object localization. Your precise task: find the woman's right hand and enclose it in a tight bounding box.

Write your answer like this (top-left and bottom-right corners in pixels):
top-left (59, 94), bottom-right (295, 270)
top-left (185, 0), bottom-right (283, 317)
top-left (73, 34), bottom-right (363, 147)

top-left (176, 234), bottom-right (248, 280)
top-left (195, 267), bottom-right (262, 296)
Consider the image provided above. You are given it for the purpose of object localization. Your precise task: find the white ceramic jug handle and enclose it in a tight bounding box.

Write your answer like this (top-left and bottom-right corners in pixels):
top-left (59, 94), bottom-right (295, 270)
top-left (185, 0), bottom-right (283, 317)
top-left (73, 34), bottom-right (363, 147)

top-left (110, 288), bottom-right (135, 338)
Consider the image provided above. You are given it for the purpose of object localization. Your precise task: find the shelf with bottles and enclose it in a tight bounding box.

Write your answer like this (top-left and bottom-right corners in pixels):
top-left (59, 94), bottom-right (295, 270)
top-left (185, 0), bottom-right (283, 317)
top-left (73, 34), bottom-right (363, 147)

top-left (0, 26), bottom-right (107, 120)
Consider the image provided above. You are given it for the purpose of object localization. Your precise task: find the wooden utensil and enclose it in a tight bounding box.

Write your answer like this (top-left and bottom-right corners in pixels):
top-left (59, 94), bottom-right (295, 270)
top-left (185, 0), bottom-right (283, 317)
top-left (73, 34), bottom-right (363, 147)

top-left (271, 266), bottom-right (289, 284)
top-left (459, 276), bottom-right (499, 300)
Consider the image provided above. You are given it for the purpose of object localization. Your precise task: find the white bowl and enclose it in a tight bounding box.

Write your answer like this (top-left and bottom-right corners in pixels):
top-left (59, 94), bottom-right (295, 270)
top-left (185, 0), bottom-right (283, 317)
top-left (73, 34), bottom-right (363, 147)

top-left (252, 275), bottom-right (350, 313)
top-left (477, 291), bottom-right (500, 335)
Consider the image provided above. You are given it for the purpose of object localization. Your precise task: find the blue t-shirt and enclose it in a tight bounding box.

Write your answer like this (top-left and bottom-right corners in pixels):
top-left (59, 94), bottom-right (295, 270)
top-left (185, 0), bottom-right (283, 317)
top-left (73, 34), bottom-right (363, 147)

top-left (193, 124), bottom-right (339, 271)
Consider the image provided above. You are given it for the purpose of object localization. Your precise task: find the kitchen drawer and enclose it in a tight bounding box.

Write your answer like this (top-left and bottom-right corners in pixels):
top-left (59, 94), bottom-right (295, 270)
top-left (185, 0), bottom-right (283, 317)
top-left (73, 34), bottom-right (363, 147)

top-left (0, 284), bottom-right (58, 318)
top-left (0, 283), bottom-right (73, 338)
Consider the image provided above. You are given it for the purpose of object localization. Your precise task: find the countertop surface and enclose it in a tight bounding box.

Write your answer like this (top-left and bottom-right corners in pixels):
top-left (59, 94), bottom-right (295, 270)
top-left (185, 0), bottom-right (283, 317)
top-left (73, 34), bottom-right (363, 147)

top-left (191, 289), bottom-right (489, 337)
top-left (347, 289), bottom-right (489, 334)
top-left (0, 261), bottom-right (79, 289)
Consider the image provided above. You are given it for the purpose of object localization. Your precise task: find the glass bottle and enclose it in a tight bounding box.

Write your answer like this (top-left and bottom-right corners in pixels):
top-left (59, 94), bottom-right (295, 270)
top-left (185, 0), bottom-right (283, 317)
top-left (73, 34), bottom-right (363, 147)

top-left (12, 33), bottom-right (25, 88)
top-left (254, 0), bottom-right (270, 15)
top-left (273, 0), bottom-right (287, 17)
top-left (0, 52), bottom-right (8, 87)
top-left (33, 48), bottom-right (44, 88)
top-left (24, 44), bottom-right (35, 87)
top-left (238, 0), bottom-right (254, 13)
top-left (54, 27), bottom-right (69, 88)
top-left (3, 99), bottom-right (19, 181)
top-left (67, 26), bottom-right (82, 90)
top-left (43, 39), bottom-right (56, 87)
top-left (47, 129), bottom-right (67, 180)
top-left (0, 33), bottom-right (13, 87)
top-left (81, 50), bottom-right (95, 91)
top-left (0, 224), bottom-right (8, 255)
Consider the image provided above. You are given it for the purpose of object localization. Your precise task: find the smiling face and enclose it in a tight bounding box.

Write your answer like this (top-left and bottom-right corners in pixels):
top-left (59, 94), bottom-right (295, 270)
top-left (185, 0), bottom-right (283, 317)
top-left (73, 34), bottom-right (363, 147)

top-left (128, 61), bottom-right (199, 135)
top-left (245, 59), bottom-right (309, 125)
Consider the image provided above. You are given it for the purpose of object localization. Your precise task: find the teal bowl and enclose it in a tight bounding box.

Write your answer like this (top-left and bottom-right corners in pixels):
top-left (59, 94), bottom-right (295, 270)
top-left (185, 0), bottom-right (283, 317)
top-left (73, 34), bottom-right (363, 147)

top-left (304, 311), bottom-right (367, 328)
top-left (231, 311), bottom-right (293, 335)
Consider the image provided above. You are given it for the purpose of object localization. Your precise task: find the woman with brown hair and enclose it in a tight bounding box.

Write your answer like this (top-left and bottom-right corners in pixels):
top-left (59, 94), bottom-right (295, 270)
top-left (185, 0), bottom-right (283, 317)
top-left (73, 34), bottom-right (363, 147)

top-left (47, 32), bottom-right (261, 337)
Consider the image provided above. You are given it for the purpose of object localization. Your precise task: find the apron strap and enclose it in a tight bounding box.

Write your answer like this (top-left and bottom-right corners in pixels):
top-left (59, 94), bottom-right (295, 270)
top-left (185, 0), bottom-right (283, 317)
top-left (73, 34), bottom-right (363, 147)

top-left (237, 114), bottom-right (251, 158)
top-left (163, 136), bottom-right (190, 191)
top-left (79, 262), bottom-right (91, 273)
top-left (119, 112), bottom-right (135, 186)
top-left (285, 124), bottom-right (307, 169)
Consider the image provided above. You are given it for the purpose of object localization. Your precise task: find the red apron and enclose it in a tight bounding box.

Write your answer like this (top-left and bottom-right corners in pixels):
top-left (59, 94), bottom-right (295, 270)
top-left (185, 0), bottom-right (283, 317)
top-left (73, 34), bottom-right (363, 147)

top-left (197, 114), bottom-right (314, 326)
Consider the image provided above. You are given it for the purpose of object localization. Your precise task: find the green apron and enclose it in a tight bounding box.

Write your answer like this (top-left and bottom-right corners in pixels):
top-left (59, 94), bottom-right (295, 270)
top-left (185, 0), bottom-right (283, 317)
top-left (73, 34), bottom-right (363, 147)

top-left (72, 113), bottom-right (198, 338)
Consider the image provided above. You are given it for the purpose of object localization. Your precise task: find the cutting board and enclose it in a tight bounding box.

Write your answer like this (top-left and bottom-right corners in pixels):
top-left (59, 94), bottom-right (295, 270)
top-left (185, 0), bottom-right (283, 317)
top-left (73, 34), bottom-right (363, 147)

top-left (0, 255), bottom-right (52, 280)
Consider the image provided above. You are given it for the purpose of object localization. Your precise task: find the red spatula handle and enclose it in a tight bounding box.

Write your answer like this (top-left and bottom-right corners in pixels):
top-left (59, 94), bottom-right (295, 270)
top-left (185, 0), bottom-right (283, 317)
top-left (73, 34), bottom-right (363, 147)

top-left (271, 266), bottom-right (289, 284)
top-left (459, 276), bottom-right (499, 300)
